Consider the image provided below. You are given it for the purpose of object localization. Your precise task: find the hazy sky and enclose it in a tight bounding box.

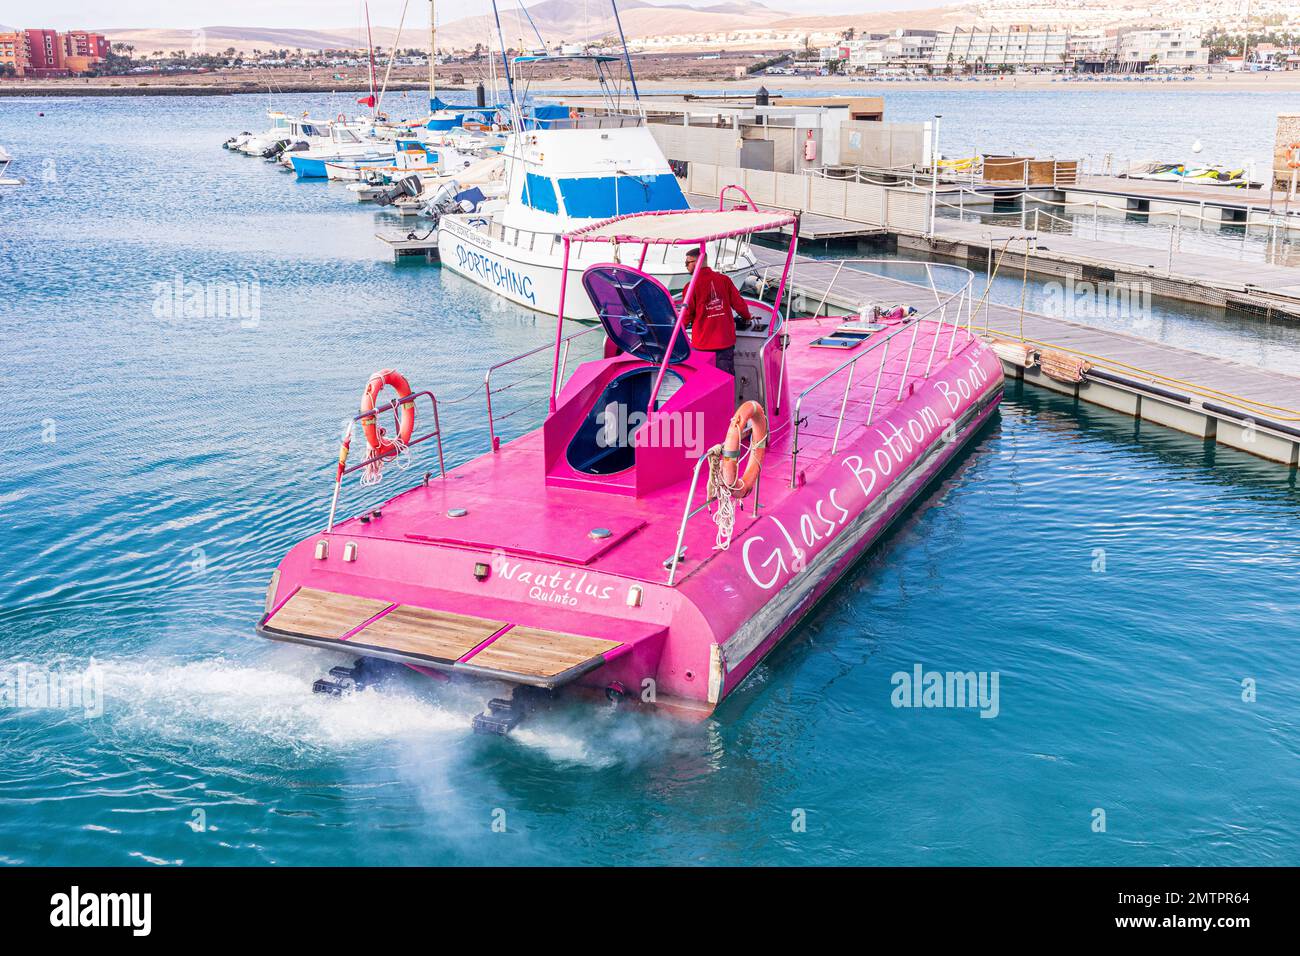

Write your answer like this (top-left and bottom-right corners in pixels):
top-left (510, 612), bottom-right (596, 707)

top-left (8, 0), bottom-right (951, 31)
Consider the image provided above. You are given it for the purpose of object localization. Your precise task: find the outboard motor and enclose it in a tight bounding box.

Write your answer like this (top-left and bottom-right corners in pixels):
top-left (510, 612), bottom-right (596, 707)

top-left (273, 140), bottom-right (309, 164)
top-left (261, 140), bottom-right (289, 160)
top-left (373, 174), bottom-right (424, 207)
top-left (418, 181), bottom-right (462, 220)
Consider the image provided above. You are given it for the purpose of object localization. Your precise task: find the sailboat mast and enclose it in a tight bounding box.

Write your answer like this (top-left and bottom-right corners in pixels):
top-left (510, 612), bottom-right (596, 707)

top-left (365, 2), bottom-right (377, 118)
top-left (428, 0), bottom-right (437, 106)
top-left (489, 0), bottom-right (518, 124)
top-left (609, 0), bottom-right (640, 102)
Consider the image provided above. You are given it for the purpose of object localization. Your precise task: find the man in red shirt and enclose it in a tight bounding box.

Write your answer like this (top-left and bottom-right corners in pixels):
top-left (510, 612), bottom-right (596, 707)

top-left (680, 248), bottom-right (751, 377)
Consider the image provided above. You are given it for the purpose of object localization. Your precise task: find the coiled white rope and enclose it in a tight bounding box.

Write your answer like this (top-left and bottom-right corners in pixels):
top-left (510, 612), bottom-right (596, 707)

top-left (707, 443), bottom-right (748, 552)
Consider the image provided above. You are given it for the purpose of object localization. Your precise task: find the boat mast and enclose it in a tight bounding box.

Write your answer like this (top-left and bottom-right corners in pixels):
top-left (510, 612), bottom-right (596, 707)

top-left (376, 0), bottom-right (411, 116)
top-left (489, 0), bottom-right (519, 127)
top-left (428, 0), bottom-right (437, 107)
top-left (365, 2), bottom-right (377, 118)
top-left (609, 0), bottom-right (641, 103)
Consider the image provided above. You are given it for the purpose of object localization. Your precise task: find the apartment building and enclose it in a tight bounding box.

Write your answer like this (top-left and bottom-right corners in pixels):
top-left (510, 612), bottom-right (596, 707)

top-left (844, 30), bottom-right (938, 72)
top-left (0, 27), bottom-right (108, 77)
top-left (1070, 29), bottom-right (1208, 69)
top-left (931, 26), bottom-right (1070, 70)
top-left (1117, 29), bottom-right (1208, 68)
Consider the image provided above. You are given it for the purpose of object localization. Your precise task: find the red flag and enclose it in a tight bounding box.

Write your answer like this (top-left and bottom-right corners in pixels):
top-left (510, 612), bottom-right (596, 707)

top-left (357, 94), bottom-right (376, 108)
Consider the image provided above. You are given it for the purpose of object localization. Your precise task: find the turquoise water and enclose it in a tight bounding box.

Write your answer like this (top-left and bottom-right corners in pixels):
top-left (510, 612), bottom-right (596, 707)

top-left (1, 95), bottom-right (1299, 866)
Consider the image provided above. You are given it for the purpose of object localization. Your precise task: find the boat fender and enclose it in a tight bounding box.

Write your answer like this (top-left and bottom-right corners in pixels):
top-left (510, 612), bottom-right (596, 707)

top-left (1039, 350), bottom-right (1091, 384)
top-left (359, 369), bottom-right (416, 460)
top-left (720, 401), bottom-right (768, 498)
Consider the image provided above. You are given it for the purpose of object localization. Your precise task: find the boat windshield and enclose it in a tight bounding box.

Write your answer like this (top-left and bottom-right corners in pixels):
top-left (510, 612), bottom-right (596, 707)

top-left (557, 174), bottom-right (687, 218)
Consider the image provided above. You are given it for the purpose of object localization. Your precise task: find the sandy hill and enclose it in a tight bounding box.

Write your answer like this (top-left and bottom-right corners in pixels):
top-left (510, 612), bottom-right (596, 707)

top-left (104, 2), bottom-right (974, 55)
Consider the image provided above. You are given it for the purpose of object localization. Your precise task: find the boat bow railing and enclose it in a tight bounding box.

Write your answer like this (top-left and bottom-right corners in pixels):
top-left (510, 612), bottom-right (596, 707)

top-left (665, 260), bottom-right (974, 584)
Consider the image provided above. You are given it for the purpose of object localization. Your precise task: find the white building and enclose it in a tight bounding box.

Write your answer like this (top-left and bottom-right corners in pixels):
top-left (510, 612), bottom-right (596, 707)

top-left (930, 27), bottom-right (1071, 71)
top-left (1116, 29), bottom-right (1208, 69)
top-left (845, 30), bottom-right (937, 72)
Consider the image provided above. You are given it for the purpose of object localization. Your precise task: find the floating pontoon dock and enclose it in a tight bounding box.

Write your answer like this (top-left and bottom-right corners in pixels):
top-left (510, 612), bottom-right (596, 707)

top-left (681, 160), bottom-right (1300, 316)
top-left (749, 246), bottom-right (1300, 467)
top-left (376, 227), bottom-right (440, 262)
top-left (910, 218), bottom-right (1300, 319)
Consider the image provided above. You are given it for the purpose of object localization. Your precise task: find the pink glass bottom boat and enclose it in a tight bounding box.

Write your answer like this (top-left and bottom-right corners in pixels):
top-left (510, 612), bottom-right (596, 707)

top-left (256, 195), bottom-right (1003, 732)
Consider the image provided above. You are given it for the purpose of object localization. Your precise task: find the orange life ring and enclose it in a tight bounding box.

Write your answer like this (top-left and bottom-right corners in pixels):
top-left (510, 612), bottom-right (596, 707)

top-left (360, 369), bottom-right (415, 459)
top-left (720, 401), bottom-right (768, 498)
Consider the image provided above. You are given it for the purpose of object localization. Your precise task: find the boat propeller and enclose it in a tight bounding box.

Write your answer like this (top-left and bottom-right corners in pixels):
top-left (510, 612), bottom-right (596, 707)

top-left (472, 685), bottom-right (551, 736)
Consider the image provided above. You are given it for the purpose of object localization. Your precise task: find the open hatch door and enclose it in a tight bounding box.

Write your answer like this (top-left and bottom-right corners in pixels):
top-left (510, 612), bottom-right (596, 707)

top-left (583, 265), bottom-right (690, 365)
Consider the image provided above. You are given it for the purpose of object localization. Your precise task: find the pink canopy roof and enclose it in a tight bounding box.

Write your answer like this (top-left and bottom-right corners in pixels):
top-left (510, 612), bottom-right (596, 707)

top-left (564, 207), bottom-right (797, 246)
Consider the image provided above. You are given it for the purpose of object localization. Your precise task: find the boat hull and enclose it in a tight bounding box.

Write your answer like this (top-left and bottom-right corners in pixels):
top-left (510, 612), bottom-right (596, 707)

top-left (436, 214), bottom-right (757, 320)
top-left (702, 377), bottom-right (1001, 704)
top-left (256, 328), bottom-right (1003, 717)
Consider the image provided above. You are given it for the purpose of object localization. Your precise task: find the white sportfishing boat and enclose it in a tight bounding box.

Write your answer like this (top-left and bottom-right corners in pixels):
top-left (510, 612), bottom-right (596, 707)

top-left (436, 5), bottom-right (756, 318)
top-left (0, 146), bottom-right (22, 186)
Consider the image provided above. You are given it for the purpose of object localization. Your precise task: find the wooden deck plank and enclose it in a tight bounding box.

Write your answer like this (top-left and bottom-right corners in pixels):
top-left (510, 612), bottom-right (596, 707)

top-left (268, 588), bottom-right (391, 640)
top-left (352, 605), bottom-right (507, 662)
top-left (467, 626), bottom-right (621, 678)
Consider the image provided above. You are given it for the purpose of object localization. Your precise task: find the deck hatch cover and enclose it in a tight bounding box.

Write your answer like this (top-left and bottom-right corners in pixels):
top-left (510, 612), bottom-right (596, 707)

top-left (406, 506), bottom-right (646, 564)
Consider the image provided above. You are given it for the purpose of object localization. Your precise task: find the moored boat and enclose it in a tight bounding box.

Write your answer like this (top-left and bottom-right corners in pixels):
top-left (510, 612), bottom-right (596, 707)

top-left (436, 23), bottom-right (756, 318)
top-left (255, 202), bottom-right (1003, 732)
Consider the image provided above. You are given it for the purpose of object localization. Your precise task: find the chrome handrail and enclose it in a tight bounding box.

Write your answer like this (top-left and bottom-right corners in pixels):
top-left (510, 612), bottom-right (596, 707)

top-left (785, 261), bottom-right (974, 488)
top-left (326, 390), bottom-right (444, 532)
top-left (665, 443), bottom-right (721, 586)
top-left (664, 259), bottom-right (975, 578)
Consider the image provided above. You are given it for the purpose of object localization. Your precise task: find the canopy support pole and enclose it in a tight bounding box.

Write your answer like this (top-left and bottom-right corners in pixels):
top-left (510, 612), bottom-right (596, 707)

top-left (549, 237), bottom-right (573, 412)
top-left (647, 241), bottom-right (705, 415)
top-left (769, 213), bottom-right (800, 325)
